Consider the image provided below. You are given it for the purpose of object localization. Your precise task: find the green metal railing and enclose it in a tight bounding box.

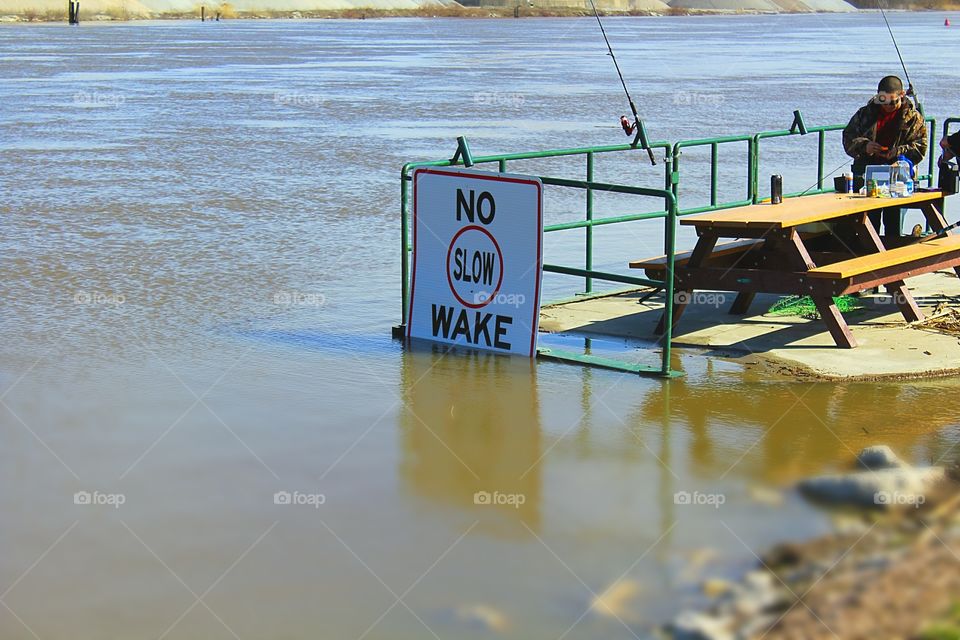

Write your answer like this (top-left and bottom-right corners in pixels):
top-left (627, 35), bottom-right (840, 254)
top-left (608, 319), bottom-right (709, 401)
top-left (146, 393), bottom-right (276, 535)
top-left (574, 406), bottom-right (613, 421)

top-left (397, 114), bottom-right (947, 379)
top-left (399, 137), bottom-right (680, 377)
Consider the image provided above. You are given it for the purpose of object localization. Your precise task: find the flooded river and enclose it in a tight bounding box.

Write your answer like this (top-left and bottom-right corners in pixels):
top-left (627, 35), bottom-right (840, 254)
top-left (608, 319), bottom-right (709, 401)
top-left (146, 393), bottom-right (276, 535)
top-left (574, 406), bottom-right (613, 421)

top-left (3, 13), bottom-right (960, 639)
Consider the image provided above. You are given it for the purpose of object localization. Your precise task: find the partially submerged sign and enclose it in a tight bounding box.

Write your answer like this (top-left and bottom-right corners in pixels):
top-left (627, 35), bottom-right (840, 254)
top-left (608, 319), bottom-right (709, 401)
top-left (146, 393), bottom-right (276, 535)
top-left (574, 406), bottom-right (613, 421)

top-left (406, 168), bottom-right (543, 357)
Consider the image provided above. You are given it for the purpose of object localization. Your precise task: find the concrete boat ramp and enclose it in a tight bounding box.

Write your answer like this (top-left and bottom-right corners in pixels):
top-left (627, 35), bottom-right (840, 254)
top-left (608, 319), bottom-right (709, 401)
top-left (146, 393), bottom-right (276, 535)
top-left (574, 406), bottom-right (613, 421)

top-left (539, 270), bottom-right (960, 380)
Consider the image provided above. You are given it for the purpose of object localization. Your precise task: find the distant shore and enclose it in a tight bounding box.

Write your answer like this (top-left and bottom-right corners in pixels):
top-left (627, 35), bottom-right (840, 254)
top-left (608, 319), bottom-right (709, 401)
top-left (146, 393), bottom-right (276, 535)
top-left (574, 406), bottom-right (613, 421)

top-left (3, 4), bottom-right (960, 22)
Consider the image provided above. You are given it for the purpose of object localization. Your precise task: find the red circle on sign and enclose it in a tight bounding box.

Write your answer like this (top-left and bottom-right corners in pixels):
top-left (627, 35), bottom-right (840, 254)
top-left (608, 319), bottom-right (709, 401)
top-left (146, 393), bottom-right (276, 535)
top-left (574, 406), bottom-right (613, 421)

top-left (446, 225), bottom-right (504, 309)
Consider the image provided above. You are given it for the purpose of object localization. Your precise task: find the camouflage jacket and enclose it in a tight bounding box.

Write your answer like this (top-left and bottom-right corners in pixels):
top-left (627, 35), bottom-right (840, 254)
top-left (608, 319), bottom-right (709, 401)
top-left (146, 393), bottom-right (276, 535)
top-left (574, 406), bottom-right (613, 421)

top-left (842, 98), bottom-right (927, 171)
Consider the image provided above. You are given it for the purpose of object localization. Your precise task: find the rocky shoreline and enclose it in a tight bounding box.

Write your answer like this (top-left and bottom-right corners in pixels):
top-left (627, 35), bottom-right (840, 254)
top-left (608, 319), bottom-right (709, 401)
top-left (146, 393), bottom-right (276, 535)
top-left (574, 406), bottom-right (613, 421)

top-left (666, 446), bottom-right (960, 640)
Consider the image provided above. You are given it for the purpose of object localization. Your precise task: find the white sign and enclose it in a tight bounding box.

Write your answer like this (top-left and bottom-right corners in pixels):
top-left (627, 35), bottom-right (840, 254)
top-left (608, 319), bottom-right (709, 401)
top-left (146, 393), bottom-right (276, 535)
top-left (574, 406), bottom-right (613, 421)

top-left (406, 168), bottom-right (543, 357)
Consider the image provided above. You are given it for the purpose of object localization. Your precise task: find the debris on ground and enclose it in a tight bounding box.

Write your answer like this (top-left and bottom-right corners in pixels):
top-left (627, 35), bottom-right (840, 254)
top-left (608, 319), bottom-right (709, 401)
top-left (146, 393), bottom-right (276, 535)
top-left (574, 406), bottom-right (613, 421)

top-left (913, 307), bottom-right (960, 337)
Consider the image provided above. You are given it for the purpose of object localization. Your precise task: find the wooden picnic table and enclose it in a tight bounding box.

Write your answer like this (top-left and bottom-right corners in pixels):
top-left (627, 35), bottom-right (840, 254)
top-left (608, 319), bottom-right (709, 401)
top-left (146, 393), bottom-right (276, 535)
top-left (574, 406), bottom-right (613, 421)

top-left (657, 190), bottom-right (960, 348)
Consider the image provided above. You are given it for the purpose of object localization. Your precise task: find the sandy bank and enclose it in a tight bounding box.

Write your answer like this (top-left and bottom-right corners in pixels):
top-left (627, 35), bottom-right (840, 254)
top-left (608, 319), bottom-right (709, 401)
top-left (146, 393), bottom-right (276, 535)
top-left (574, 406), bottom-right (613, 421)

top-left (0, 0), bottom-right (873, 21)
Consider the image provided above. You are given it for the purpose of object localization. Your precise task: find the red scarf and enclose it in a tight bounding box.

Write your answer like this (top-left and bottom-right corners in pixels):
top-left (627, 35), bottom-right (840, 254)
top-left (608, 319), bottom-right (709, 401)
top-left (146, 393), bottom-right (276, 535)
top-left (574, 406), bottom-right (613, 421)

top-left (875, 106), bottom-right (901, 150)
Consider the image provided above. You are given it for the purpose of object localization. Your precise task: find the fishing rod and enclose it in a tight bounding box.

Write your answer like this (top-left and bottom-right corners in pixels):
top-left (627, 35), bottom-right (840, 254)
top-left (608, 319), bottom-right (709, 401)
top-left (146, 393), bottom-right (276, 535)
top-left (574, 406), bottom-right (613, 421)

top-left (877, 0), bottom-right (920, 110)
top-left (588, 0), bottom-right (657, 166)
top-left (920, 218), bottom-right (960, 242)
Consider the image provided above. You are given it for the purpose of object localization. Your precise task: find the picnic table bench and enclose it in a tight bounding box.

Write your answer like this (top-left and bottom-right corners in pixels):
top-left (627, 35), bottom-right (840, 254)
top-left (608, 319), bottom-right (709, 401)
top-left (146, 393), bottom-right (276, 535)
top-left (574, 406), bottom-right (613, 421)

top-left (630, 190), bottom-right (960, 348)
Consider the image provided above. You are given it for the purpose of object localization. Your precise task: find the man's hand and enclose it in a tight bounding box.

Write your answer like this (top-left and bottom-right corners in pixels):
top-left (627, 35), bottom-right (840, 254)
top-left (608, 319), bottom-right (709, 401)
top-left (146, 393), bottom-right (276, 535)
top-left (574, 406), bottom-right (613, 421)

top-left (866, 141), bottom-right (889, 156)
top-left (883, 146), bottom-right (899, 160)
top-left (941, 137), bottom-right (955, 163)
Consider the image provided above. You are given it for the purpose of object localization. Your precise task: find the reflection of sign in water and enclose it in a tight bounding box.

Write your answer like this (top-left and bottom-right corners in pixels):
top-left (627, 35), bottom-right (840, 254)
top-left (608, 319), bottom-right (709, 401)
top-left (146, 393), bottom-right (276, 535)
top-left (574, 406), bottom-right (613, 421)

top-left (398, 346), bottom-right (542, 531)
top-left (407, 168), bottom-right (542, 357)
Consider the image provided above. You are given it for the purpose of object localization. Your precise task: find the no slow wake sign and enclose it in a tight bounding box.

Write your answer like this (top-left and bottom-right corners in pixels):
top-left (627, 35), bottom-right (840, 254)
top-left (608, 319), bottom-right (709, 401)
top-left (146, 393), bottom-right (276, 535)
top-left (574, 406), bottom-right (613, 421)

top-left (406, 168), bottom-right (543, 357)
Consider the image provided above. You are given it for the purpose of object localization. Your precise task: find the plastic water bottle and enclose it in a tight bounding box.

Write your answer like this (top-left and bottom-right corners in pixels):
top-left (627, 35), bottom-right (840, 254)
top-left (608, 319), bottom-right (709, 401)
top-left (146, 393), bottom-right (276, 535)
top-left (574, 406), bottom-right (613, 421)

top-left (896, 155), bottom-right (914, 196)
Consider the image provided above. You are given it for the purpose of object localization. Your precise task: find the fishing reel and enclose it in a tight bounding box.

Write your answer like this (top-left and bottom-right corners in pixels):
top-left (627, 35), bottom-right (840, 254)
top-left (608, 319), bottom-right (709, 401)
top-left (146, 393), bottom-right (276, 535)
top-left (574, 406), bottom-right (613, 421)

top-left (620, 115), bottom-right (636, 136)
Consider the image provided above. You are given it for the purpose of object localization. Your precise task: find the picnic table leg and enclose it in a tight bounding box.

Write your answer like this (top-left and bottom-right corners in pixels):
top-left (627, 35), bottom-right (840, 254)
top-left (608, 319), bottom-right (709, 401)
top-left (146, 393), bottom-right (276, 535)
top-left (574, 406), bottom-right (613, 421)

top-left (855, 212), bottom-right (925, 321)
top-left (655, 231), bottom-right (718, 335)
top-left (811, 295), bottom-right (858, 348)
top-left (920, 200), bottom-right (948, 233)
top-left (781, 229), bottom-right (858, 348)
top-left (728, 292), bottom-right (755, 315)
top-left (921, 200), bottom-right (960, 279)
top-left (655, 289), bottom-right (692, 335)
top-left (888, 280), bottom-right (924, 322)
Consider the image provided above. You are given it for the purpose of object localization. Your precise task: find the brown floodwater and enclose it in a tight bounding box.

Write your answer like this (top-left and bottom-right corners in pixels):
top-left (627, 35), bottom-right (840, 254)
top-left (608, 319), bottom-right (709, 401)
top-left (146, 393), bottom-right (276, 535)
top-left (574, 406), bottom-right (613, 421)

top-left (3, 14), bottom-right (960, 639)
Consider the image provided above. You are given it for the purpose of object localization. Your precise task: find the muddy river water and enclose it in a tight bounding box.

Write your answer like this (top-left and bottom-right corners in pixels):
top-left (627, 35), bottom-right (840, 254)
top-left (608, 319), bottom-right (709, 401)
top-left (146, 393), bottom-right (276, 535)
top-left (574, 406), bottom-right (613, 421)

top-left (3, 13), bottom-right (960, 638)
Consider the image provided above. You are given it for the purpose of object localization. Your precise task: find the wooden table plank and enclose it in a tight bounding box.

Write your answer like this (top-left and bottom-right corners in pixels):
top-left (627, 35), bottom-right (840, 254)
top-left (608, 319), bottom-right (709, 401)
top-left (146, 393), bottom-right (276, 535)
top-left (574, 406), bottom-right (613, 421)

top-left (680, 191), bottom-right (944, 230)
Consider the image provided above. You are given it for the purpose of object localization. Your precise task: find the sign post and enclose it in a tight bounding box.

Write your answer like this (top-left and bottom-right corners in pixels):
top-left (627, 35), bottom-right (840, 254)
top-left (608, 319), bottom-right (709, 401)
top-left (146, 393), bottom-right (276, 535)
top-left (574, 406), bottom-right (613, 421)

top-left (406, 168), bottom-right (543, 357)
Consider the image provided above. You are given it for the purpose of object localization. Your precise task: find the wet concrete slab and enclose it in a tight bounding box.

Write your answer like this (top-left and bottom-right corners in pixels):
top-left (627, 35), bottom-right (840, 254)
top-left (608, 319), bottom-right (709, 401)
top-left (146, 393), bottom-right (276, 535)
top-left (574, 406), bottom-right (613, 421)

top-left (539, 270), bottom-right (960, 380)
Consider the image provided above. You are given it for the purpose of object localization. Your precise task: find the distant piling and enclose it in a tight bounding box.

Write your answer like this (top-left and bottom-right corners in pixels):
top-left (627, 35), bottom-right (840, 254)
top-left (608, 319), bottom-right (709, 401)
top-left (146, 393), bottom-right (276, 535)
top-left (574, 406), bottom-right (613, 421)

top-left (201, 5), bottom-right (205, 21)
top-left (68, 0), bottom-right (80, 24)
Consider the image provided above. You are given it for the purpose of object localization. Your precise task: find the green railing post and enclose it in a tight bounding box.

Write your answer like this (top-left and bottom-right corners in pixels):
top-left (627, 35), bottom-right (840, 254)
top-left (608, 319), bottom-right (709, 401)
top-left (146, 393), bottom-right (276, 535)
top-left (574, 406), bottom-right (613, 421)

top-left (661, 193), bottom-right (678, 377)
top-left (817, 130), bottom-right (826, 191)
top-left (710, 142), bottom-right (718, 207)
top-left (400, 165), bottom-right (411, 328)
top-left (928, 119), bottom-right (938, 187)
top-left (750, 135), bottom-right (760, 203)
top-left (585, 152), bottom-right (594, 293)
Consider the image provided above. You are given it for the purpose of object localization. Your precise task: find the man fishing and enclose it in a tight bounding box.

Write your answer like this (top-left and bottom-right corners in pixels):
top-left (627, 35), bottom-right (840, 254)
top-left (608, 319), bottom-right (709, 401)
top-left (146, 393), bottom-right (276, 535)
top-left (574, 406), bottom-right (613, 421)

top-left (842, 75), bottom-right (927, 238)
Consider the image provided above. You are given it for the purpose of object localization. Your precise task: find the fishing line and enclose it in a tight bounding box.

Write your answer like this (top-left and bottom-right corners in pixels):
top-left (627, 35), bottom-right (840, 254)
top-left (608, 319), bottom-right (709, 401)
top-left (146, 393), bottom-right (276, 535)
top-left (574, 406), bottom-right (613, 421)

top-left (797, 158), bottom-right (856, 196)
top-left (877, 0), bottom-right (918, 105)
top-left (588, 0), bottom-right (657, 165)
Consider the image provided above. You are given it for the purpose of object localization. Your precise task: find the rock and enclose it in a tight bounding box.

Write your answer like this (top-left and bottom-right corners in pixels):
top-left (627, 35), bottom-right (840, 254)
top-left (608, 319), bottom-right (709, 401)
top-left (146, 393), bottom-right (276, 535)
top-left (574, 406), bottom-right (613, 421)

top-left (800, 447), bottom-right (946, 509)
top-left (857, 445), bottom-right (908, 471)
top-left (450, 604), bottom-right (508, 633)
top-left (290, 10), bottom-right (302, 17)
top-left (0, 15), bottom-right (21, 22)
top-left (590, 579), bottom-right (642, 622)
top-left (831, 513), bottom-right (872, 536)
top-left (668, 611), bottom-right (734, 640)
top-left (702, 578), bottom-right (734, 598)
top-left (738, 613), bottom-right (779, 639)
top-left (748, 485), bottom-right (784, 507)
top-left (799, 466), bottom-right (945, 508)
top-left (730, 570), bottom-right (781, 617)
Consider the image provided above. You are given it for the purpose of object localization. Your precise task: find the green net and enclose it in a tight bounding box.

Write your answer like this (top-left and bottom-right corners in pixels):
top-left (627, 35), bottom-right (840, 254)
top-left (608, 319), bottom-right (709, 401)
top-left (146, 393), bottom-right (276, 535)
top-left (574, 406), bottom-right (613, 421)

top-left (767, 295), bottom-right (864, 320)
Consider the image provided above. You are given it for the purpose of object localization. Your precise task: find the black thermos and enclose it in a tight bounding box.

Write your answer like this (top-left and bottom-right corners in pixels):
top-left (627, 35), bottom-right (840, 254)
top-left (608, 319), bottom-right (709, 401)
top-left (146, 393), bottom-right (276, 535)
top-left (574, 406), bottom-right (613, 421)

top-left (771, 174), bottom-right (783, 204)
